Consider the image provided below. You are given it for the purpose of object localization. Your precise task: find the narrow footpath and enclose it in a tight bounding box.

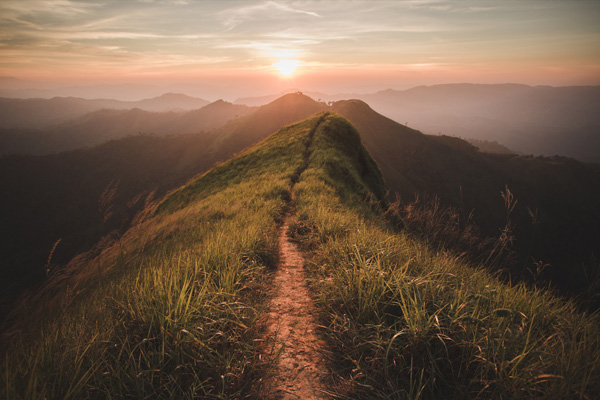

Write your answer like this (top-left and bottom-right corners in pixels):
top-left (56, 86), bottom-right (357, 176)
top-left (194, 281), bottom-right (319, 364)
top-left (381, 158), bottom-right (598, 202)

top-left (261, 207), bottom-right (329, 399)
top-left (260, 115), bottom-right (329, 399)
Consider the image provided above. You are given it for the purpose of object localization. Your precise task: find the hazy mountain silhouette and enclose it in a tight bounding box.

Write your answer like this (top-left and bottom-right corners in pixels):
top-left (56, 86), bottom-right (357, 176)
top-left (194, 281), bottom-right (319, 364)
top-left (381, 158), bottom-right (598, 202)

top-left (359, 84), bottom-right (600, 162)
top-left (0, 100), bottom-right (252, 155)
top-left (0, 93), bottom-right (209, 130)
top-left (207, 93), bottom-right (328, 161)
top-left (129, 93), bottom-right (210, 112)
top-left (237, 84), bottom-right (600, 162)
top-left (168, 100), bottom-right (254, 134)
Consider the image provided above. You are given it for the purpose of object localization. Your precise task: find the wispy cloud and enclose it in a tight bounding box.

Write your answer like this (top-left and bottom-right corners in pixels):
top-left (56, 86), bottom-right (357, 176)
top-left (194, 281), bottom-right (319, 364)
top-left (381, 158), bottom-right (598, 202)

top-left (0, 0), bottom-right (598, 85)
top-left (220, 1), bottom-right (321, 30)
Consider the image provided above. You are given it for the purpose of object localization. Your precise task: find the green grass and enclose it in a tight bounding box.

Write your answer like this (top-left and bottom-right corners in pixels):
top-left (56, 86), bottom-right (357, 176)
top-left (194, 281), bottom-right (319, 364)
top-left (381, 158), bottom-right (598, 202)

top-left (2, 111), bottom-right (599, 399)
top-left (292, 114), bottom-right (600, 399)
top-left (0, 114), bottom-right (324, 399)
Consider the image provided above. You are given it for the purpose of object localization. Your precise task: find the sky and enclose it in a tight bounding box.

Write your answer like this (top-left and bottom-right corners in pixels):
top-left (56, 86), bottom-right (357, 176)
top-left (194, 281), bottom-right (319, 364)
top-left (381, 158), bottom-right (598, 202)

top-left (1, 0), bottom-right (599, 100)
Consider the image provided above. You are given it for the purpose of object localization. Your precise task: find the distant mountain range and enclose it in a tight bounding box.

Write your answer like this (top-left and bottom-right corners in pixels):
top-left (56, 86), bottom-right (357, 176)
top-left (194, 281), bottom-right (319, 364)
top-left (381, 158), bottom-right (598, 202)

top-left (236, 84), bottom-right (600, 163)
top-left (0, 99), bottom-right (252, 155)
top-left (2, 84), bottom-right (599, 161)
top-left (0, 93), bottom-right (210, 130)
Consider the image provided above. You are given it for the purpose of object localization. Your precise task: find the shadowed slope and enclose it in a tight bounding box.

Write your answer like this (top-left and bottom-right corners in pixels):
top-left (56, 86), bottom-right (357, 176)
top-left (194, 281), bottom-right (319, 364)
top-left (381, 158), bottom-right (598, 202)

top-left (333, 99), bottom-right (600, 296)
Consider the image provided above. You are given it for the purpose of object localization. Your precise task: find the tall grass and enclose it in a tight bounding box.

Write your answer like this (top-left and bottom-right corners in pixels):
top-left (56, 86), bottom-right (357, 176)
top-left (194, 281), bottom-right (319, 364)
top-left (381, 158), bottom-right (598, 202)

top-left (0, 114), bottom-right (324, 399)
top-left (385, 190), bottom-right (518, 277)
top-left (2, 111), bottom-right (599, 399)
top-left (292, 114), bottom-right (600, 399)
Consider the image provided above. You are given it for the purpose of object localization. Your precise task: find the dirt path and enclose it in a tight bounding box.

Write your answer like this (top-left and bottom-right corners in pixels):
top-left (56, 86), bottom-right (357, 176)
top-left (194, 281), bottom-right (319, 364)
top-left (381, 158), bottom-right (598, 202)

top-left (259, 115), bottom-right (329, 399)
top-left (260, 207), bottom-right (329, 399)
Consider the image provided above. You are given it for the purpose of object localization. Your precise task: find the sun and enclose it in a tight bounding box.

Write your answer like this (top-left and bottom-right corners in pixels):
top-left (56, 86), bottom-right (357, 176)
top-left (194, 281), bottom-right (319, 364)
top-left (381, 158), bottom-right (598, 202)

top-left (273, 59), bottom-right (300, 77)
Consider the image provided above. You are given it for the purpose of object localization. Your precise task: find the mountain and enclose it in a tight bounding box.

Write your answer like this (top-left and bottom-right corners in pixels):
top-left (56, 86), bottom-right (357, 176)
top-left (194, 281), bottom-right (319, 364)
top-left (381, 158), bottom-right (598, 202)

top-left (2, 112), bottom-right (598, 399)
top-left (0, 93), bottom-right (210, 130)
top-left (359, 84), bottom-right (600, 162)
top-left (0, 94), bottom-right (323, 306)
top-left (234, 92), bottom-right (292, 107)
top-left (207, 93), bottom-right (328, 161)
top-left (0, 100), bottom-right (253, 155)
top-left (127, 93), bottom-right (210, 112)
top-left (235, 84), bottom-right (600, 162)
top-left (166, 99), bottom-right (254, 134)
top-left (234, 89), bottom-right (337, 107)
top-left (2, 93), bottom-right (599, 311)
top-left (332, 99), bottom-right (600, 296)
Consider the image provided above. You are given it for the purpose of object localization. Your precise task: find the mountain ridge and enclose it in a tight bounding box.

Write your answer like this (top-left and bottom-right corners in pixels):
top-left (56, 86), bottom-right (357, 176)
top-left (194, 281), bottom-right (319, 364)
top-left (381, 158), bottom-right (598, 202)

top-left (0, 99), bottom-right (252, 155)
top-left (2, 92), bottom-right (599, 309)
top-left (0, 93), bottom-right (210, 130)
top-left (3, 111), bottom-right (599, 398)
top-left (234, 84), bottom-right (600, 162)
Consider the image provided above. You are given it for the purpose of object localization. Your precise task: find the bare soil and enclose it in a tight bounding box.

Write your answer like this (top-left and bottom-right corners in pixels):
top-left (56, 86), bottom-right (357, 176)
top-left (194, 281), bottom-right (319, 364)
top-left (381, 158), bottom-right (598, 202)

top-left (259, 211), bottom-right (330, 399)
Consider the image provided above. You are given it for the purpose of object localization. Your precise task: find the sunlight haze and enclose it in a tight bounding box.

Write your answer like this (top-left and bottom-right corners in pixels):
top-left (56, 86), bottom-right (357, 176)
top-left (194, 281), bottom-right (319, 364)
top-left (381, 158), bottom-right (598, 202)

top-left (2, 2), bottom-right (600, 398)
top-left (0, 0), bottom-right (599, 99)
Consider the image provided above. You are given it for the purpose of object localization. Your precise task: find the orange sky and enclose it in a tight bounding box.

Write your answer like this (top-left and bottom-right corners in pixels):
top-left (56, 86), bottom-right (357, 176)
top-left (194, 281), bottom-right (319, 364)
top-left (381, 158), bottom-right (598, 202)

top-left (1, 0), bottom-right (599, 99)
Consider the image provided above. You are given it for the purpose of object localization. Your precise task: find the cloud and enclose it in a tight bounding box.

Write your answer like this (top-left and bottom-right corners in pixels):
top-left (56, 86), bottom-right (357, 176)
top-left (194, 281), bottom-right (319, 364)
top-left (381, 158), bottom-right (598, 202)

top-left (219, 1), bottom-right (321, 30)
top-left (0, 0), bottom-right (598, 85)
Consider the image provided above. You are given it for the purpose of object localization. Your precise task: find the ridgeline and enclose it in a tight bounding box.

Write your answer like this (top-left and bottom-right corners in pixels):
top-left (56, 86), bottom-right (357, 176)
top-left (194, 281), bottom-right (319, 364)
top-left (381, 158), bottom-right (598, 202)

top-left (1, 112), bottom-right (599, 399)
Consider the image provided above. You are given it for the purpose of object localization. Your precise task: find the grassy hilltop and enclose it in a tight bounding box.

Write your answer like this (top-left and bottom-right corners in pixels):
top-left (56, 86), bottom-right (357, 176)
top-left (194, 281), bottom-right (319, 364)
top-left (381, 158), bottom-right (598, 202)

top-left (1, 112), bottom-right (324, 398)
top-left (2, 112), bottom-right (600, 399)
top-left (0, 94), bottom-right (325, 312)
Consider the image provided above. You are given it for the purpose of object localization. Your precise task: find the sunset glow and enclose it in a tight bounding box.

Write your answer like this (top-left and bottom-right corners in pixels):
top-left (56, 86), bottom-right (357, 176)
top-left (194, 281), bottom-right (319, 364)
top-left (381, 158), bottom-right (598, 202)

top-left (0, 0), bottom-right (598, 99)
top-left (274, 60), bottom-right (300, 77)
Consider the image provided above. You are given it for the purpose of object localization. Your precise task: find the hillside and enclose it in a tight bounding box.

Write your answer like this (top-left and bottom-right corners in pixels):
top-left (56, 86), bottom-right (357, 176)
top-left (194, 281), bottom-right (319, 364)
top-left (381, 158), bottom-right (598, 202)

top-left (0, 94), bottom-right (328, 314)
top-left (0, 113), bottom-right (326, 398)
top-left (2, 113), bottom-right (599, 399)
top-left (0, 134), bottom-right (213, 306)
top-left (2, 93), bottom-right (599, 320)
top-left (332, 99), bottom-right (600, 300)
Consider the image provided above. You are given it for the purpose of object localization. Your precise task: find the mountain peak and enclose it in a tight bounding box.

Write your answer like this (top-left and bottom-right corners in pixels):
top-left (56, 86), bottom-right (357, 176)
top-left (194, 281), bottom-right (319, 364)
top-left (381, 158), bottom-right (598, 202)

top-left (266, 92), bottom-right (319, 106)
